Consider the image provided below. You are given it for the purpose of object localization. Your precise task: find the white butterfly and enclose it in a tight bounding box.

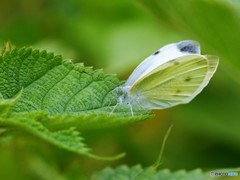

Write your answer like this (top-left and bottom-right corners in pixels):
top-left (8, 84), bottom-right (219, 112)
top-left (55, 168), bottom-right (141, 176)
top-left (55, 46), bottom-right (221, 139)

top-left (112, 40), bottom-right (219, 115)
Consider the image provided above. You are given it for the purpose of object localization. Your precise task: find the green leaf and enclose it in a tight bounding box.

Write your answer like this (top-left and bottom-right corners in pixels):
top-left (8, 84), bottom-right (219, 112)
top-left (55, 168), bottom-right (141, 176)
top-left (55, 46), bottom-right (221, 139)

top-left (0, 47), bottom-right (151, 159)
top-left (0, 47), bottom-right (150, 121)
top-left (0, 113), bottom-right (125, 160)
top-left (41, 112), bottom-right (151, 131)
top-left (91, 165), bottom-right (223, 180)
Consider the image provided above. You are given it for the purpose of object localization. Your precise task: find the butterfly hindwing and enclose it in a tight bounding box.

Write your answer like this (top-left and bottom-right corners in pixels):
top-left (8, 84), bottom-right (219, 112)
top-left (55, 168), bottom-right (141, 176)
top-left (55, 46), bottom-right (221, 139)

top-left (130, 55), bottom-right (218, 109)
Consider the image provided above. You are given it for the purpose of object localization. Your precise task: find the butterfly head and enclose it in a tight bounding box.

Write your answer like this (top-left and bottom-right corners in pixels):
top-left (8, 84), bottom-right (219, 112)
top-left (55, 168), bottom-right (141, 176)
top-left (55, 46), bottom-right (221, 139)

top-left (114, 86), bottom-right (131, 104)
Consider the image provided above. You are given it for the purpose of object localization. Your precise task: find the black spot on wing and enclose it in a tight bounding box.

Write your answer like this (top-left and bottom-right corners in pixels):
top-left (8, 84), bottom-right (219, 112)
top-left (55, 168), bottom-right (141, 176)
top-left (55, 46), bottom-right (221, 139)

top-left (153, 50), bottom-right (160, 55)
top-left (185, 77), bottom-right (191, 82)
top-left (174, 89), bottom-right (181, 96)
top-left (177, 40), bottom-right (200, 54)
top-left (174, 61), bottom-right (180, 65)
top-left (176, 90), bottom-right (181, 93)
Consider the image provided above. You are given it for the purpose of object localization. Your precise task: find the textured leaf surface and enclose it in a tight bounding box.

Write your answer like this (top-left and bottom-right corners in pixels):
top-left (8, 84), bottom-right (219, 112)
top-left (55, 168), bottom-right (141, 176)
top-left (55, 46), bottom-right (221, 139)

top-left (0, 47), bottom-right (150, 125)
top-left (91, 165), bottom-right (217, 180)
top-left (0, 47), bottom-right (151, 159)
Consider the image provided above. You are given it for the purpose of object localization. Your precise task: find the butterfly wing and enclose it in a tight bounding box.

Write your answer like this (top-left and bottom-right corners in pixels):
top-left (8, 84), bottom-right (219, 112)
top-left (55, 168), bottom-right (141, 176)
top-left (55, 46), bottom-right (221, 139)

top-left (125, 40), bottom-right (200, 87)
top-left (129, 55), bottom-right (219, 109)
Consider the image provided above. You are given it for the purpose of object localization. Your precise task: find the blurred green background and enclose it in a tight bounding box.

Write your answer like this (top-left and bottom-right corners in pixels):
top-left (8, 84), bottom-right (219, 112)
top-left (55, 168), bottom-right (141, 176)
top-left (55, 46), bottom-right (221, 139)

top-left (0, 0), bottom-right (240, 179)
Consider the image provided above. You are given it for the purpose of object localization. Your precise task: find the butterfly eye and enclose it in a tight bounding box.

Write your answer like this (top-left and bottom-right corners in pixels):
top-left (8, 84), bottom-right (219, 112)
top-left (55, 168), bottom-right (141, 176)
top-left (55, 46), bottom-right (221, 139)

top-left (153, 50), bottom-right (160, 55)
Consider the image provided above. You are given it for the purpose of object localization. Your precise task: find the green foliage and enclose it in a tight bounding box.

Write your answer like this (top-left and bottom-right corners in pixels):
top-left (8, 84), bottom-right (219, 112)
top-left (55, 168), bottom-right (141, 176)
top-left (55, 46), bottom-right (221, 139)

top-left (92, 165), bottom-right (214, 180)
top-left (93, 166), bottom-right (240, 179)
top-left (0, 47), bottom-right (150, 160)
top-left (0, 0), bottom-right (240, 179)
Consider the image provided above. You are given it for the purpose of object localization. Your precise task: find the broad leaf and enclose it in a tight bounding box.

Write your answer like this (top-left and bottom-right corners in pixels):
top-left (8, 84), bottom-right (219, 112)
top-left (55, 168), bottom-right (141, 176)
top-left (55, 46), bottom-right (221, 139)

top-left (0, 47), bottom-right (151, 159)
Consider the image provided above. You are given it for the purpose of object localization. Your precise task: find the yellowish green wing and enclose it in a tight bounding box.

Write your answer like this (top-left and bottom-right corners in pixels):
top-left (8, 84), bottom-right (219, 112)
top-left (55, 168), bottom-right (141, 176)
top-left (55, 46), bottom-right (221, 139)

top-left (130, 55), bottom-right (219, 109)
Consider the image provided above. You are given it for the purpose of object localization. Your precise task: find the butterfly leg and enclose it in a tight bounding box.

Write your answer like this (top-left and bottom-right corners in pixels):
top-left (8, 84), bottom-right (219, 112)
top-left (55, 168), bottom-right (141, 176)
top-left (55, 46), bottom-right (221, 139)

top-left (109, 103), bottom-right (119, 116)
top-left (128, 104), bottom-right (134, 116)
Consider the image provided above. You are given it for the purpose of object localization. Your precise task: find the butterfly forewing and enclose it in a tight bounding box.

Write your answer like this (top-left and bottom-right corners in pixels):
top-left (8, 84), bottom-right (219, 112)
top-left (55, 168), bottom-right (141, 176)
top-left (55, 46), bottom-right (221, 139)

top-left (125, 40), bottom-right (200, 87)
top-left (130, 55), bottom-right (218, 109)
